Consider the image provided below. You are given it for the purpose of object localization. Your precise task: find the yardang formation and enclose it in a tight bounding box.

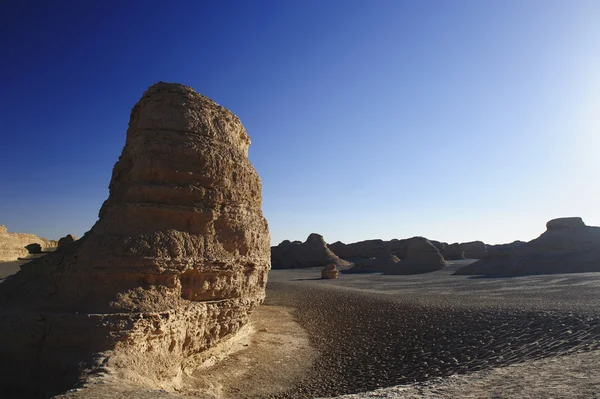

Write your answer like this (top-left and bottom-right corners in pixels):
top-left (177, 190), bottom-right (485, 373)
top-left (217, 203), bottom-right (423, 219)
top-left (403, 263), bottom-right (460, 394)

top-left (0, 82), bottom-right (270, 397)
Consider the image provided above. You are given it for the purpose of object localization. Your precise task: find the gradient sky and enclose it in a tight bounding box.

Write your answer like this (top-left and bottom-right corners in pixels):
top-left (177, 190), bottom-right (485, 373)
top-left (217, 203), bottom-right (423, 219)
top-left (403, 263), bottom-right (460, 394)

top-left (1, 0), bottom-right (599, 246)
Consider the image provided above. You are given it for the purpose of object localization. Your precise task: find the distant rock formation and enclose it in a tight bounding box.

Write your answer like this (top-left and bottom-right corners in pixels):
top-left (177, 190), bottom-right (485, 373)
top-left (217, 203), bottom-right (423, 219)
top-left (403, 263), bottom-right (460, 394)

top-left (442, 242), bottom-right (465, 260)
top-left (328, 238), bottom-right (410, 260)
top-left (0, 225), bottom-right (57, 261)
top-left (57, 234), bottom-right (77, 249)
top-left (0, 82), bottom-right (270, 397)
top-left (455, 217), bottom-right (600, 276)
top-left (321, 263), bottom-right (339, 279)
top-left (271, 233), bottom-right (350, 269)
top-left (459, 241), bottom-right (487, 259)
top-left (24, 243), bottom-right (42, 254)
top-left (384, 237), bottom-right (447, 275)
top-left (344, 254), bottom-right (401, 274)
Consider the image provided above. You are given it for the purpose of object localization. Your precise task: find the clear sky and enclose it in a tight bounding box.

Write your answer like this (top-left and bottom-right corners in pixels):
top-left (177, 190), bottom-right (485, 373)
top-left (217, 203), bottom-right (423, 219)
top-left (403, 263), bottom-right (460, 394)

top-left (1, 0), bottom-right (599, 246)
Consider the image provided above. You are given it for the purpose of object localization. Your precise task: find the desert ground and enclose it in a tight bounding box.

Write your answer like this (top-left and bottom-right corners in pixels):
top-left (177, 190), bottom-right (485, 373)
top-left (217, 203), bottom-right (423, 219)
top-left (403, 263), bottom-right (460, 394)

top-left (2, 260), bottom-right (600, 398)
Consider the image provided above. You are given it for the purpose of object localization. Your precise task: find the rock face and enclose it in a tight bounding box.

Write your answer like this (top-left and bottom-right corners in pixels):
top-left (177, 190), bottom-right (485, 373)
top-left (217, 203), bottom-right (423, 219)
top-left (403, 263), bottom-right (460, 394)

top-left (57, 234), bottom-right (77, 249)
top-left (384, 237), bottom-right (447, 275)
top-left (271, 233), bottom-right (350, 269)
top-left (442, 243), bottom-right (465, 260)
top-left (328, 239), bottom-right (410, 260)
top-left (344, 254), bottom-right (401, 274)
top-left (459, 241), bottom-right (487, 259)
top-left (455, 217), bottom-right (600, 276)
top-left (0, 82), bottom-right (270, 397)
top-left (321, 263), bottom-right (339, 279)
top-left (0, 225), bottom-right (58, 261)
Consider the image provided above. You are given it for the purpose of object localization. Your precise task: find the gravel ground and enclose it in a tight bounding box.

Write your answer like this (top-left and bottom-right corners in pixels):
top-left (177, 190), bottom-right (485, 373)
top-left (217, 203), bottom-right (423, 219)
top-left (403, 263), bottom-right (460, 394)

top-left (263, 262), bottom-right (600, 398)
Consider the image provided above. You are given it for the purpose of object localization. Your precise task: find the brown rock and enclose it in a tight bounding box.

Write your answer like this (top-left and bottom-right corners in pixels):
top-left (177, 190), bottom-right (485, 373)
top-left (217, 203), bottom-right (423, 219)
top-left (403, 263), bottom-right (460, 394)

top-left (321, 263), bottom-right (339, 279)
top-left (0, 82), bottom-right (270, 397)
top-left (459, 241), bottom-right (487, 259)
top-left (0, 225), bottom-right (58, 261)
top-left (455, 217), bottom-right (600, 276)
top-left (57, 234), bottom-right (77, 249)
top-left (271, 233), bottom-right (350, 269)
top-left (442, 242), bottom-right (465, 260)
top-left (384, 237), bottom-right (447, 275)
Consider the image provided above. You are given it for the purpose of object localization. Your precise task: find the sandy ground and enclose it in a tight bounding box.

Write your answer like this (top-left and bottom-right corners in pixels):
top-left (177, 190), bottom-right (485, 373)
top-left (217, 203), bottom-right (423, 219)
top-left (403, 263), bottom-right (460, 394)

top-left (4, 260), bottom-right (600, 398)
top-left (0, 260), bottom-right (26, 281)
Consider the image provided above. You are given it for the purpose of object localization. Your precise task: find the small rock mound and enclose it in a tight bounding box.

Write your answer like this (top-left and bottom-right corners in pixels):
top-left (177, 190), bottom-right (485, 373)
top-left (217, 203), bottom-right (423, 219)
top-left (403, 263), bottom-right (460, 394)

top-left (384, 237), bottom-right (447, 275)
top-left (271, 233), bottom-right (350, 269)
top-left (24, 243), bottom-right (42, 254)
top-left (455, 217), bottom-right (600, 276)
top-left (321, 264), bottom-right (339, 279)
top-left (57, 234), bottom-right (77, 249)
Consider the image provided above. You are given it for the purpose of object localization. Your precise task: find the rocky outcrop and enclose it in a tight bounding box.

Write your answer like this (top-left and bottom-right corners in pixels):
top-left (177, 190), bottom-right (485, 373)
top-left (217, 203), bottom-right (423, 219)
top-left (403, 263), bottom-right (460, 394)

top-left (321, 264), bottom-right (339, 279)
top-left (459, 241), bottom-right (487, 259)
top-left (271, 234), bottom-right (350, 269)
top-left (57, 234), bottom-right (77, 249)
top-left (25, 243), bottom-right (42, 254)
top-left (0, 82), bottom-right (270, 397)
top-left (328, 239), bottom-right (410, 260)
top-left (442, 243), bottom-right (465, 260)
top-left (455, 217), bottom-right (600, 276)
top-left (0, 225), bottom-right (58, 261)
top-left (384, 237), bottom-right (447, 275)
top-left (344, 254), bottom-right (401, 274)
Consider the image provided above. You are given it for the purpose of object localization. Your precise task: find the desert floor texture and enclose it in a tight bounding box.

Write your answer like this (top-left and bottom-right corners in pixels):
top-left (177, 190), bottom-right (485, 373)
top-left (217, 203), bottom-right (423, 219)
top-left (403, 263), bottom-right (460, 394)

top-left (2, 260), bottom-right (600, 399)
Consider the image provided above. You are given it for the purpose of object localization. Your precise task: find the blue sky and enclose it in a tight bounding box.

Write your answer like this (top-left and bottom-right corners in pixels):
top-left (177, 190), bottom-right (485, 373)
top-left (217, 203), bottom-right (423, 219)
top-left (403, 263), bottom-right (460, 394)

top-left (1, 0), bottom-right (599, 245)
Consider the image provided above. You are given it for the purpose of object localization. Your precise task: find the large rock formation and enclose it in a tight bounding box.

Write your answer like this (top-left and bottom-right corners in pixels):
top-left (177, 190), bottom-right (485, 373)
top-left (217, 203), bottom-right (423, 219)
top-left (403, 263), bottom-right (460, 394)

top-left (271, 233), bottom-right (350, 269)
top-left (459, 241), bottom-right (487, 259)
top-left (343, 254), bottom-right (401, 274)
top-left (0, 225), bottom-right (58, 261)
top-left (384, 237), bottom-right (447, 274)
top-left (328, 238), bottom-right (410, 260)
top-left (442, 242), bottom-right (465, 260)
top-left (455, 217), bottom-right (600, 276)
top-left (0, 82), bottom-right (270, 397)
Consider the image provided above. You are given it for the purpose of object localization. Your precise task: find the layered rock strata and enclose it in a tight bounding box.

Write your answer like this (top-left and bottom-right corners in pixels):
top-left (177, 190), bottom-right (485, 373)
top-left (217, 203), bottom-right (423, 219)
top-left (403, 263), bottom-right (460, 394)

top-left (321, 263), bottom-right (339, 279)
top-left (0, 225), bottom-right (58, 261)
top-left (455, 217), bottom-right (600, 276)
top-left (271, 233), bottom-right (350, 269)
top-left (0, 82), bottom-right (270, 397)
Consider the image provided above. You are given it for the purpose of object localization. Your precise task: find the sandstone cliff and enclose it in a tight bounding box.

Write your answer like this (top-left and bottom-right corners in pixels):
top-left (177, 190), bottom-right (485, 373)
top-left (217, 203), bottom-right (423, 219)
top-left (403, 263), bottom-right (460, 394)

top-left (0, 225), bottom-right (58, 261)
top-left (455, 218), bottom-right (600, 276)
top-left (0, 82), bottom-right (270, 397)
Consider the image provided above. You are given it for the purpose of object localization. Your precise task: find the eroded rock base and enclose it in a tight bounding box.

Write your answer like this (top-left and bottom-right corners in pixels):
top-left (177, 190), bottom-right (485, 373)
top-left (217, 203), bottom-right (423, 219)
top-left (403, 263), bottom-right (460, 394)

top-left (54, 305), bottom-right (316, 399)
